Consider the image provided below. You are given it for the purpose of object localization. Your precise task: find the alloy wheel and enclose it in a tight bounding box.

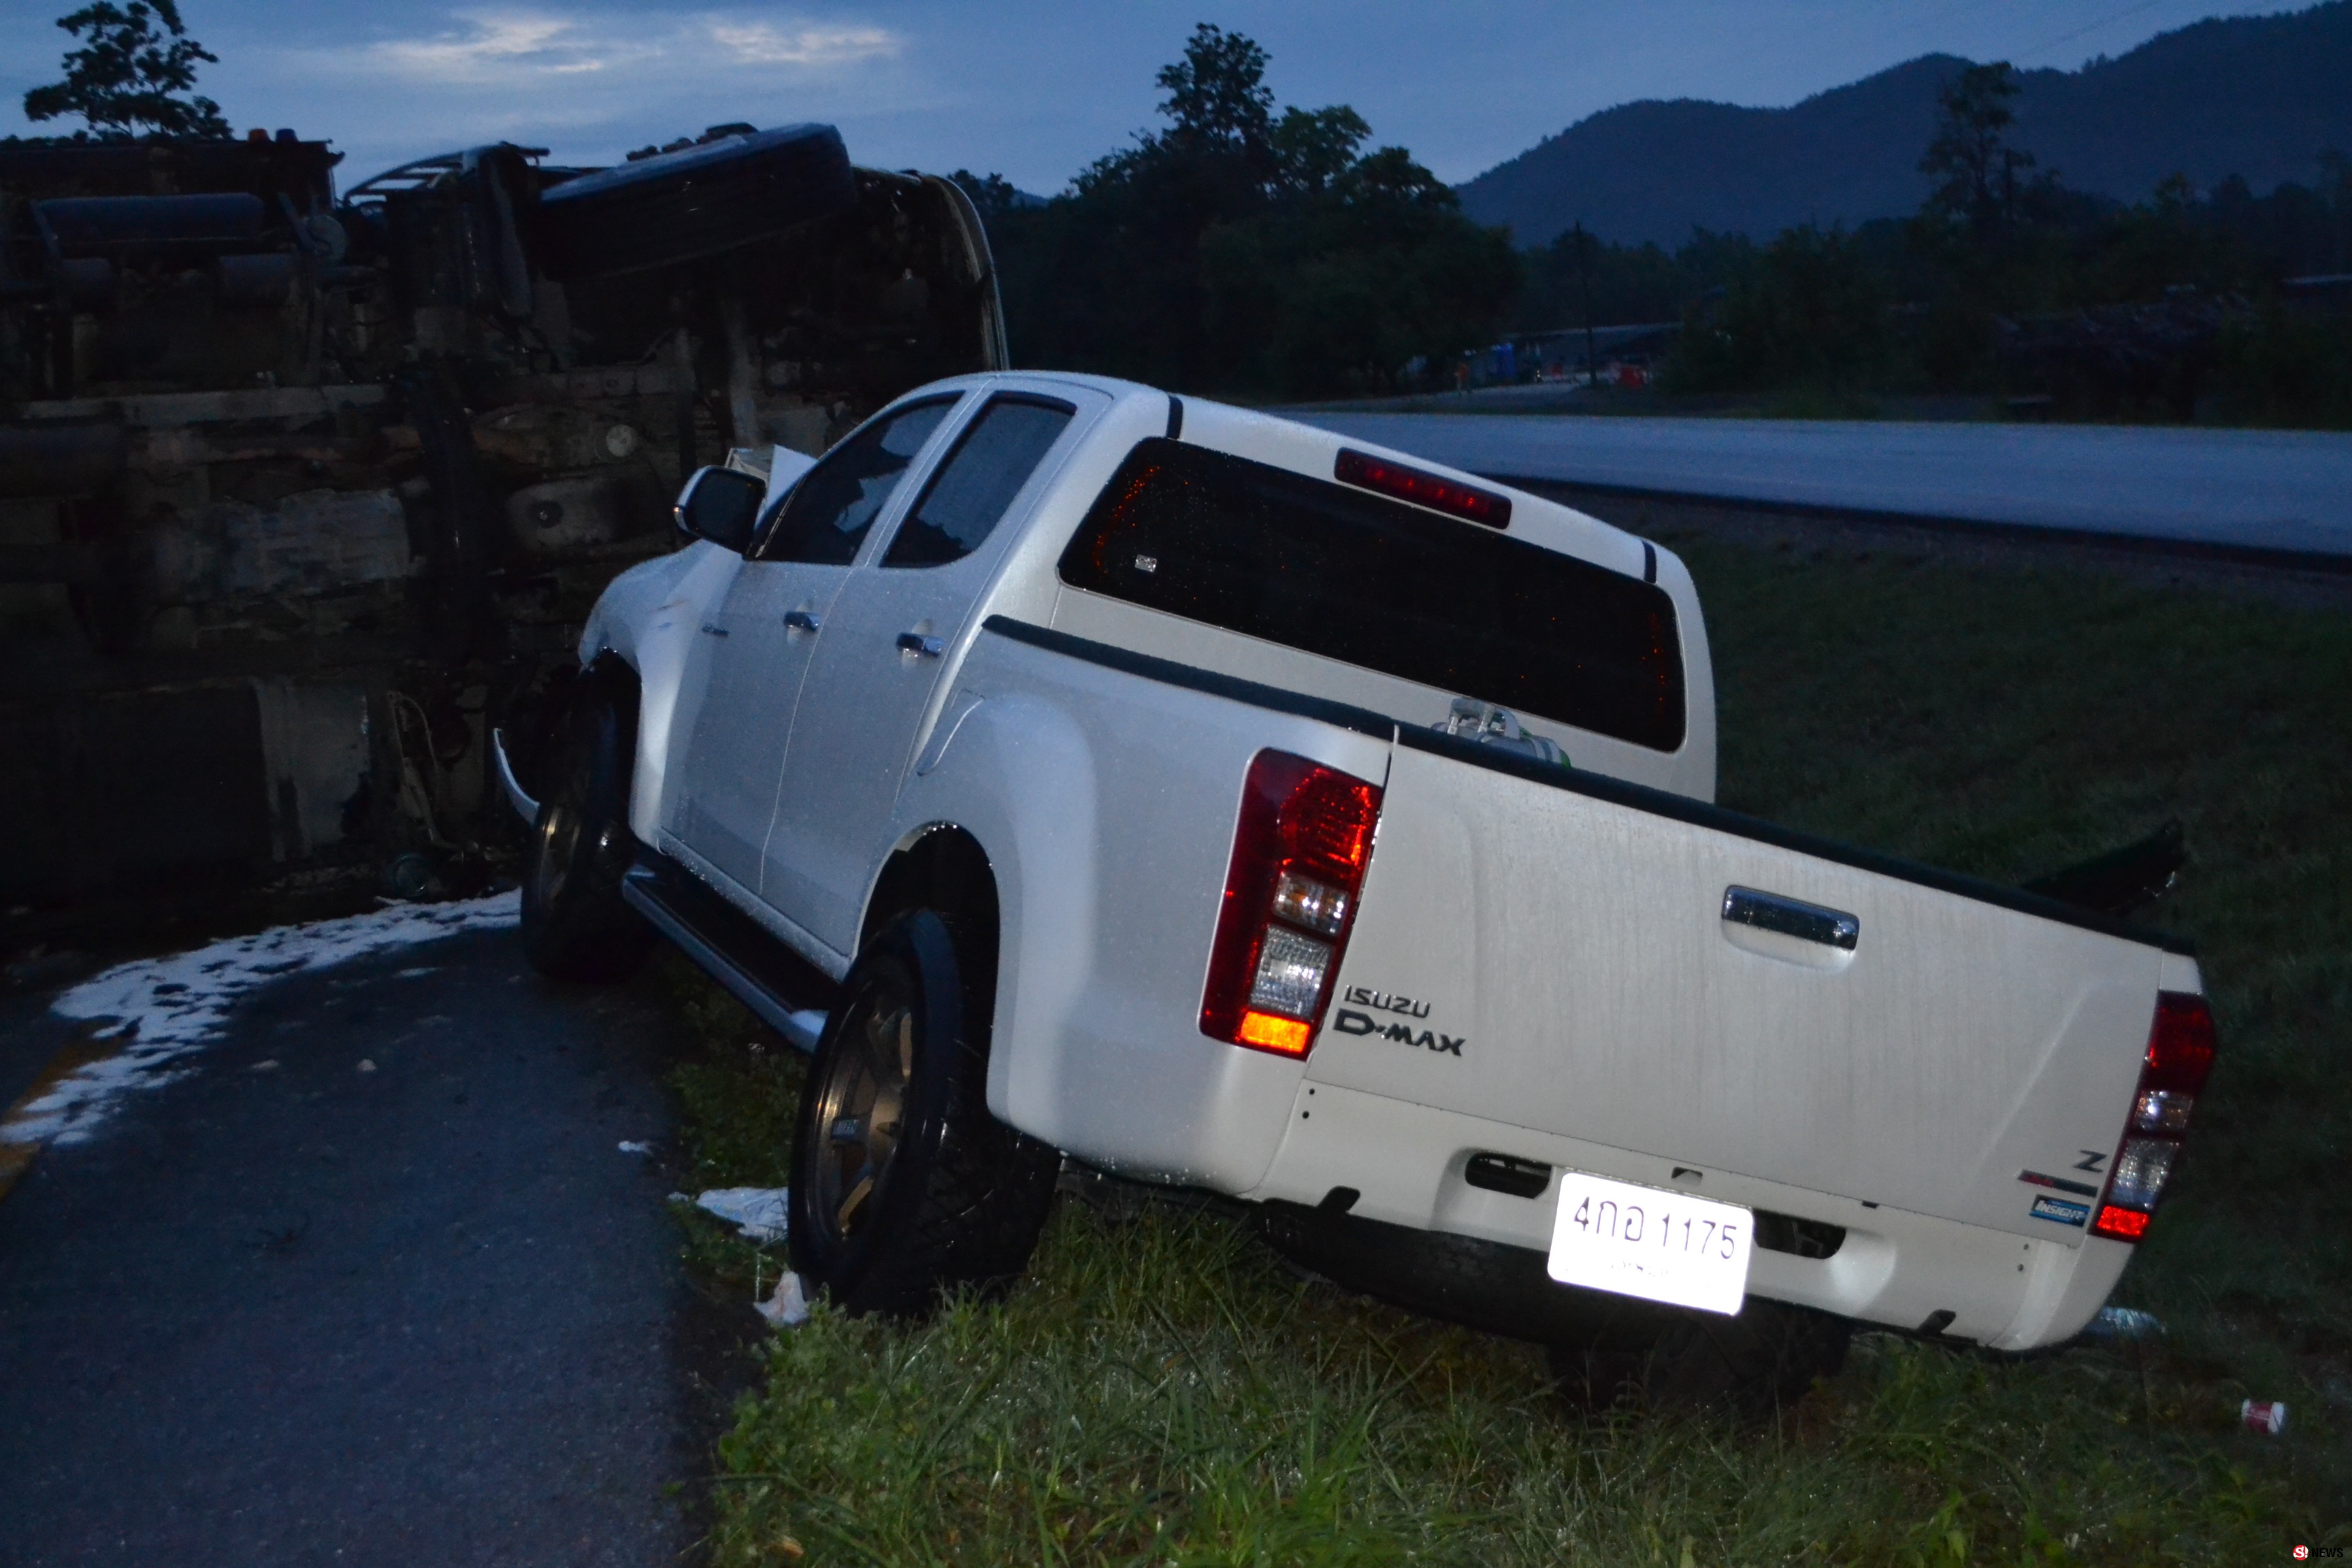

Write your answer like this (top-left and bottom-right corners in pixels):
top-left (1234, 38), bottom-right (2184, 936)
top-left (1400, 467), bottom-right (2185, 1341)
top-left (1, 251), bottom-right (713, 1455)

top-left (809, 968), bottom-right (916, 1245)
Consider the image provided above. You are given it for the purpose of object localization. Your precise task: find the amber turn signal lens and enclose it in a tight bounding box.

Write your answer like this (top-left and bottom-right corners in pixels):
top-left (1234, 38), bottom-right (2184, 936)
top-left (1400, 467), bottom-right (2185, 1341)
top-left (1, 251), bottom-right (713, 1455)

top-left (1237, 1011), bottom-right (1312, 1055)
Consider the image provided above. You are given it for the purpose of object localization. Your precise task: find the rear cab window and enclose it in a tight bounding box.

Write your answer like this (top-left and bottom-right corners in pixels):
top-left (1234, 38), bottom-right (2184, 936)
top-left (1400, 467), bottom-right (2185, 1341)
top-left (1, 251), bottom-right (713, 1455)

top-left (1054, 438), bottom-right (1686, 752)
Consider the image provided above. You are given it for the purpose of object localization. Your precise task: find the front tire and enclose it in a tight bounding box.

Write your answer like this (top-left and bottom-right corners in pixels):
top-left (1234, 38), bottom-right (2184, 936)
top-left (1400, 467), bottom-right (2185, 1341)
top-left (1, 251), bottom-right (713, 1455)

top-left (787, 909), bottom-right (1059, 1317)
top-left (519, 684), bottom-right (652, 981)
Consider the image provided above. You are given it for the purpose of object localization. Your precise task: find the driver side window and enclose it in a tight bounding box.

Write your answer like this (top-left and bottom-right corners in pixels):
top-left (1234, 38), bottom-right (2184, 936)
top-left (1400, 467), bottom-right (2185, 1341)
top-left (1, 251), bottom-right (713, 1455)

top-left (752, 397), bottom-right (957, 564)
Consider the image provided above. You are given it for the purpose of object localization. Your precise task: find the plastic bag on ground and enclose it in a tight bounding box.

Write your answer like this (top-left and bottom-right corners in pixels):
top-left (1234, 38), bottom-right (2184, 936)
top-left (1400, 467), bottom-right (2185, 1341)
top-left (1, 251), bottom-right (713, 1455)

top-left (695, 1186), bottom-right (788, 1242)
top-left (757, 1270), bottom-right (811, 1328)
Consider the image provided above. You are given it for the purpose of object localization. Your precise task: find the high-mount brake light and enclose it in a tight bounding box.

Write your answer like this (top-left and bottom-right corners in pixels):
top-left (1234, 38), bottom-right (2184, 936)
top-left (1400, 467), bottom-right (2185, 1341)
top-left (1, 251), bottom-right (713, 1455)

top-left (1200, 751), bottom-right (1384, 1058)
top-left (2091, 992), bottom-right (2217, 1242)
top-left (1334, 448), bottom-right (1513, 529)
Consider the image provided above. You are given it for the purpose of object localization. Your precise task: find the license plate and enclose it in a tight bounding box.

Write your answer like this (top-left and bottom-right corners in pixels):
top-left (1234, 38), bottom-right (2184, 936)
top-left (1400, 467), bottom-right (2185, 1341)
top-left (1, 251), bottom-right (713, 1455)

top-left (1546, 1170), bottom-right (1753, 1316)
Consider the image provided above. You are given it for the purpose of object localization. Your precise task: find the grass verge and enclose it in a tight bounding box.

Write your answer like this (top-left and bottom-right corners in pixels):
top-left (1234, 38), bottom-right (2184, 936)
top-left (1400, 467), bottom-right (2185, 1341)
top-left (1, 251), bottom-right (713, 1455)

top-left (666, 535), bottom-right (2349, 1563)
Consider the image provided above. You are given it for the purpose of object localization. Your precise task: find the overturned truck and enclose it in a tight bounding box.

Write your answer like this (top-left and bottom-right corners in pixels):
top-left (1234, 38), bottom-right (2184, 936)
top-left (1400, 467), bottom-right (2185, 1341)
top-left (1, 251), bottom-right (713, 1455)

top-left (0, 125), bottom-right (1005, 923)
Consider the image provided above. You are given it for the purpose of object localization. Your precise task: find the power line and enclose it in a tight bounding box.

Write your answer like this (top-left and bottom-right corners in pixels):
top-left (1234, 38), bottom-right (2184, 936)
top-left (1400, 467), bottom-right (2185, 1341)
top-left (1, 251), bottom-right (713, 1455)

top-left (2012, 0), bottom-right (2175, 65)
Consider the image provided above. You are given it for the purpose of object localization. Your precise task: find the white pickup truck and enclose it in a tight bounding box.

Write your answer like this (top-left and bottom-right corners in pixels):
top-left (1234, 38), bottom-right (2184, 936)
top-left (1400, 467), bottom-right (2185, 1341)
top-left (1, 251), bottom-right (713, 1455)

top-left (505, 372), bottom-right (2216, 1405)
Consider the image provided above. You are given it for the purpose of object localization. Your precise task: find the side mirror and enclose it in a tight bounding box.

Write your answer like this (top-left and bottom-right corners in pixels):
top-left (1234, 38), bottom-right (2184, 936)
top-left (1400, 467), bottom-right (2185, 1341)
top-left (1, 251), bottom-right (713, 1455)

top-left (674, 466), bottom-right (763, 553)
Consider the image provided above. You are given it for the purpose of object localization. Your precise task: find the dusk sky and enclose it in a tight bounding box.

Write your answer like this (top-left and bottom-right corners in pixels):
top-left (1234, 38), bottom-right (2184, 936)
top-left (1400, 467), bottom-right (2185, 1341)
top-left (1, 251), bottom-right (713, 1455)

top-left (0, 1), bottom-right (2312, 193)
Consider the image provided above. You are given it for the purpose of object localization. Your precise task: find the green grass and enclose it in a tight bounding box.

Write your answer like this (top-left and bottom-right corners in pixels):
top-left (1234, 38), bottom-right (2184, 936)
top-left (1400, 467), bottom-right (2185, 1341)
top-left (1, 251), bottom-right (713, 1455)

top-left (667, 536), bottom-right (2351, 1563)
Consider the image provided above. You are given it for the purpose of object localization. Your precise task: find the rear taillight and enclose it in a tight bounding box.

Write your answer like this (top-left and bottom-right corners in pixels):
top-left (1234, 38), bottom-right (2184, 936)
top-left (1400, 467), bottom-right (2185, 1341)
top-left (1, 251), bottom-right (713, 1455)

top-left (2092, 992), bottom-right (2217, 1241)
top-left (1200, 751), bottom-right (1382, 1058)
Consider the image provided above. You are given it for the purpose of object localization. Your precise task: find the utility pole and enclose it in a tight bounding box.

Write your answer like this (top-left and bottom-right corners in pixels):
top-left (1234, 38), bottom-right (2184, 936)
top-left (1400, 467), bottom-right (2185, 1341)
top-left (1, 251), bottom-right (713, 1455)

top-left (1575, 220), bottom-right (1598, 389)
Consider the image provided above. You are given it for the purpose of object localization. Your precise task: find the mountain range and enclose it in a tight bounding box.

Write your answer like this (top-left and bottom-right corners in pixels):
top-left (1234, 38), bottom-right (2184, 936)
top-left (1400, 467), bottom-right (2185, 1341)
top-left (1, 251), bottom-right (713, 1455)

top-left (1456, 2), bottom-right (2352, 248)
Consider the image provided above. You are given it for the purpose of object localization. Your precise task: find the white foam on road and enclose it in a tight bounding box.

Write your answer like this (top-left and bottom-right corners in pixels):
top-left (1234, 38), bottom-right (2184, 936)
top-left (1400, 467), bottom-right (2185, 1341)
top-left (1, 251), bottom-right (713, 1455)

top-left (10, 892), bottom-right (520, 1149)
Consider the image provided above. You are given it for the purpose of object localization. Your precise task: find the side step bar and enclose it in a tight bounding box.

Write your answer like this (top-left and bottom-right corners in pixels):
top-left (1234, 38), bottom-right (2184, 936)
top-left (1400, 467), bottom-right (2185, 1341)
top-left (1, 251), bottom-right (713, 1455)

top-left (621, 854), bottom-right (836, 1052)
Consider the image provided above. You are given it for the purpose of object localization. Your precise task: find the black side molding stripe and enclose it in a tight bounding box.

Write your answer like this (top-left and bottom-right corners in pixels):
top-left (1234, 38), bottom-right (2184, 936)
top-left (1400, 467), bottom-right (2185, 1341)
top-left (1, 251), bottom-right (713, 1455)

top-left (978, 616), bottom-right (2193, 957)
top-left (1166, 394), bottom-right (1184, 441)
top-left (981, 615), bottom-right (1394, 739)
top-left (1643, 540), bottom-right (1657, 583)
top-left (1396, 725), bottom-right (2195, 956)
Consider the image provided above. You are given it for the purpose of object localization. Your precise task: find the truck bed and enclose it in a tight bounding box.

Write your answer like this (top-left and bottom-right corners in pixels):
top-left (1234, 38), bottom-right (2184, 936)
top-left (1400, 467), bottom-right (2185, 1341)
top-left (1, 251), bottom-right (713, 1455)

top-left (949, 616), bottom-right (2192, 1348)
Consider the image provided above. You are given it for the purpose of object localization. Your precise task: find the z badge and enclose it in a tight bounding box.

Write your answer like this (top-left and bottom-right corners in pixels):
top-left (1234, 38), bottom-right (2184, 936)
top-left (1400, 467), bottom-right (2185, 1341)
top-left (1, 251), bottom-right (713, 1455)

top-left (2029, 1194), bottom-right (2091, 1228)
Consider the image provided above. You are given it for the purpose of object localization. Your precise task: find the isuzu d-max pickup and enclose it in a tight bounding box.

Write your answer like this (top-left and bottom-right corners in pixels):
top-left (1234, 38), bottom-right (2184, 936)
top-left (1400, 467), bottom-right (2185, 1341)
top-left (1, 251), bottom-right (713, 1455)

top-left (504, 371), bottom-right (2215, 1403)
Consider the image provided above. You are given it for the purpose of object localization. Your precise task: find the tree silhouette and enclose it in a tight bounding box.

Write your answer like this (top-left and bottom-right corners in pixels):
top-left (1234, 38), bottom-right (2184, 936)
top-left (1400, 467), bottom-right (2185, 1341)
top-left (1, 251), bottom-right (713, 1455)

top-left (1920, 62), bottom-right (2037, 236)
top-left (980, 24), bottom-right (1515, 396)
top-left (24, 1), bottom-right (231, 138)
top-left (1154, 24), bottom-right (1275, 161)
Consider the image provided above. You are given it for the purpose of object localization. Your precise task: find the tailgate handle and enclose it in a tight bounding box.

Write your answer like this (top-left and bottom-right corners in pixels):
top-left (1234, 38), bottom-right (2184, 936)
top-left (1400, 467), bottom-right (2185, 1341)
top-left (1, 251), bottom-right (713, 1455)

top-left (1722, 887), bottom-right (1859, 951)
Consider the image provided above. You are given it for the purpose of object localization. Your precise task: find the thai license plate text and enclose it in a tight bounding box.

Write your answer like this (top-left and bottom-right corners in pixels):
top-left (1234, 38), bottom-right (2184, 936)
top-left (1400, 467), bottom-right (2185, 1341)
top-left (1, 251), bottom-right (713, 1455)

top-left (1546, 1169), bottom-right (1754, 1316)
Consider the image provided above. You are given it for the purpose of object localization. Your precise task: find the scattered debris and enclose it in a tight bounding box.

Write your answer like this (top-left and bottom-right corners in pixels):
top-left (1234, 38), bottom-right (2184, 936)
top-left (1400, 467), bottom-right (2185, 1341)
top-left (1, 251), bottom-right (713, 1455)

top-left (248, 1060), bottom-right (280, 1073)
top-left (252, 1213), bottom-right (311, 1254)
top-left (17, 892), bottom-right (517, 1148)
top-left (2240, 1399), bottom-right (2288, 1435)
top-left (617, 1140), bottom-right (654, 1156)
top-left (757, 1270), bottom-right (811, 1328)
top-left (2085, 1306), bottom-right (2165, 1340)
top-left (3, 945), bottom-right (97, 992)
top-left (394, 967), bottom-right (438, 979)
top-left (695, 1186), bottom-right (788, 1243)
top-left (356, 1059), bottom-right (377, 1074)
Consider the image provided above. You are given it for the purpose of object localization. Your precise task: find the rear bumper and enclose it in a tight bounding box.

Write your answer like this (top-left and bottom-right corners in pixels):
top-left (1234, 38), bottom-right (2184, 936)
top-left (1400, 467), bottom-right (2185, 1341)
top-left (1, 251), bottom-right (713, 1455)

top-left (1242, 1080), bottom-right (2132, 1351)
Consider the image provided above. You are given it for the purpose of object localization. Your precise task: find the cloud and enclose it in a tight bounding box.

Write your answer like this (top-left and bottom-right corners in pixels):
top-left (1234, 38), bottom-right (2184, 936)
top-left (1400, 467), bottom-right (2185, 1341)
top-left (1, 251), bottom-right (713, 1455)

top-left (261, 7), bottom-right (925, 183)
top-left (344, 10), bottom-right (901, 88)
top-left (366, 12), bottom-right (630, 82)
top-left (709, 20), bottom-right (898, 67)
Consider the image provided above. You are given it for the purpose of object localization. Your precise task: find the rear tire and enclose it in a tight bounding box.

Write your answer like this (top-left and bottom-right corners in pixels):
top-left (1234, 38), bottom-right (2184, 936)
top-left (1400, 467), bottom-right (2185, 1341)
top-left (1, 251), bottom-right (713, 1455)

top-left (519, 683), bottom-right (652, 981)
top-left (787, 909), bottom-right (1059, 1317)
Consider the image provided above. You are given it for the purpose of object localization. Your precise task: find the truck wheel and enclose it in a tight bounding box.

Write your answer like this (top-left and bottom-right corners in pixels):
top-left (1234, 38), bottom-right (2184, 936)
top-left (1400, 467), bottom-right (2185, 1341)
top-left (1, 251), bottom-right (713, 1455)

top-left (1548, 1298), bottom-right (1851, 1416)
top-left (519, 684), bottom-right (651, 981)
top-left (787, 909), bottom-right (1059, 1317)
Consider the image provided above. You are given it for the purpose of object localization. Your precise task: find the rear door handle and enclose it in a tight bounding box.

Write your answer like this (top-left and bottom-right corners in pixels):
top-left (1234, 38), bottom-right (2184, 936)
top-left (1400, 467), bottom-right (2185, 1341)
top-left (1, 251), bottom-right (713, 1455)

top-left (784, 610), bottom-right (821, 632)
top-left (1722, 886), bottom-right (1859, 950)
top-left (896, 632), bottom-right (945, 657)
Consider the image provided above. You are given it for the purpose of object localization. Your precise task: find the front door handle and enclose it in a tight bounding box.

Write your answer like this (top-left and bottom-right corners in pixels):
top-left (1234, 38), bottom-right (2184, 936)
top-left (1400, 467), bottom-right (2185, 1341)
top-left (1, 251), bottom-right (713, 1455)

top-left (784, 610), bottom-right (821, 633)
top-left (896, 632), bottom-right (945, 658)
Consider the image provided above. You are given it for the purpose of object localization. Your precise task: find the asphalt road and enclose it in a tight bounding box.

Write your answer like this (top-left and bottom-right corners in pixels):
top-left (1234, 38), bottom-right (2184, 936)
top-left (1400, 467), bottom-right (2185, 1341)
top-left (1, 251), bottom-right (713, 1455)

top-left (1292, 410), bottom-right (2352, 559)
top-left (0, 925), bottom-right (713, 1566)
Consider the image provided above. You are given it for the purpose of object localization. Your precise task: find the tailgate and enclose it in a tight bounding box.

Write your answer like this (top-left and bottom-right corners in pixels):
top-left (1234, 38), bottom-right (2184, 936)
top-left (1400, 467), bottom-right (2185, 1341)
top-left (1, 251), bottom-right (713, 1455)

top-left (1316, 738), bottom-right (2178, 1239)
